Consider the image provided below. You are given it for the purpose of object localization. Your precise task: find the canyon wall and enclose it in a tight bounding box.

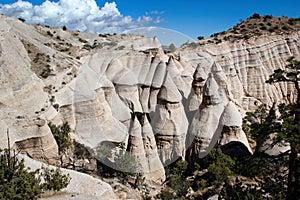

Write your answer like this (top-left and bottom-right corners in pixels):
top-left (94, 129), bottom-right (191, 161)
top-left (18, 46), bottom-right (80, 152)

top-left (1, 15), bottom-right (300, 182)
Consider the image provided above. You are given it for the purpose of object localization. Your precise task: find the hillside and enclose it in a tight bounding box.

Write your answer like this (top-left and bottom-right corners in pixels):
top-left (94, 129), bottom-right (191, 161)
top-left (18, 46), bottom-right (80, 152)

top-left (196, 14), bottom-right (300, 44)
top-left (0, 14), bottom-right (300, 199)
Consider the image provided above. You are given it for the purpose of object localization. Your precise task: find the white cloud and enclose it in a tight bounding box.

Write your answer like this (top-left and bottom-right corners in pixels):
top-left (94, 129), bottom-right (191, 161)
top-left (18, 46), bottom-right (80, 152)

top-left (0, 0), bottom-right (158, 33)
top-left (145, 10), bottom-right (164, 16)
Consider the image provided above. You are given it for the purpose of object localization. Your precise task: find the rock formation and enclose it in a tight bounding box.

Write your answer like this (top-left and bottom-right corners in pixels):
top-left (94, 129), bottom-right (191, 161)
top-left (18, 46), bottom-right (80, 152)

top-left (1, 14), bottom-right (300, 187)
top-left (19, 154), bottom-right (116, 199)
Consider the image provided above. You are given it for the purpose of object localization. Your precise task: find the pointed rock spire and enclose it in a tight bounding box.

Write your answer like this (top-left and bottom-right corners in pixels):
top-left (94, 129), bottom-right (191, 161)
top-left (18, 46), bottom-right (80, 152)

top-left (141, 114), bottom-right (166, 183)
top-left (151, 61), bottom-right (166, 88)
top-left (194, 64), bottom-right (208, 82)
top-left (220, 101), bottom-right (242, 126)
top-left (158, 72), bottom-right (182, 102)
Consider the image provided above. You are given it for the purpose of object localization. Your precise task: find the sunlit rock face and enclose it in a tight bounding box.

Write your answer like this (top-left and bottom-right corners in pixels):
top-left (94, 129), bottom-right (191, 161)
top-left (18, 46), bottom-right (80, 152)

top-left (218, 102), bottom-right (252, 157)
top-left (127, 114), bottom-right (166, 183)
top-left (1, 15), bottom-right (300, 181)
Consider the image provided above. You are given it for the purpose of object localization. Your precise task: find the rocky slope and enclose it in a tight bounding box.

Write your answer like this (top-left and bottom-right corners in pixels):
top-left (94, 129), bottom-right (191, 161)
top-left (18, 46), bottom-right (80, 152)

top-left (1, 14), bottom-right (300, 195)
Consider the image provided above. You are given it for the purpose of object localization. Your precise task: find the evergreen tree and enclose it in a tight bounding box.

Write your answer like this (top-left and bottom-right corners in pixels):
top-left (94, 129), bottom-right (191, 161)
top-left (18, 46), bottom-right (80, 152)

top-left (0, 149), bottom-right (41, 199)
top-left (167, 160), bottom-right (190, 197)
top-left (233, 57), bottom-right (300, 199)
top-left (169, 43), bottom-right (176, 52)
top-left (243, 104), bottom-right (281, 154)
top-left (205, 148), bottom-right (235, 185)
top-left (0, 130), bottom-right (70, 199)
top-left (266, 57), bottom-right (300, 199)
top-left (0, 148), bottom-right (70, 199)
top-left (48, 122), bottom-right (71, 154)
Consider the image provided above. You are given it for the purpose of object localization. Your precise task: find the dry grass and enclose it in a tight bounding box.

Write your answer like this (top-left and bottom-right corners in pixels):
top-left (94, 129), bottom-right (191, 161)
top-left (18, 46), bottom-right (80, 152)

top-left (21, 39), bottom-right (52, 79)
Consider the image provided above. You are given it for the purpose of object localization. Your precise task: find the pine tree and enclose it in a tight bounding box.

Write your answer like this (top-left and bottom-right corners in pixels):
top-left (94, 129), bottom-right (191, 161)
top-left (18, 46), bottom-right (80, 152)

top-left (0, 130), bottom-right (70, 199)
top-left (168, 43), bottom-right (176, 52)
top-left (48, 122), bottom-right (71, 154)
top-left (265, 57), bottom-right (300, 199)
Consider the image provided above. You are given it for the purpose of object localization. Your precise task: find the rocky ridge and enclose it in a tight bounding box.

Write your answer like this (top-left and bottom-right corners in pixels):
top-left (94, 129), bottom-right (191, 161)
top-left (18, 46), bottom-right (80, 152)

top-left (1, 14), bottom-right (300, 198)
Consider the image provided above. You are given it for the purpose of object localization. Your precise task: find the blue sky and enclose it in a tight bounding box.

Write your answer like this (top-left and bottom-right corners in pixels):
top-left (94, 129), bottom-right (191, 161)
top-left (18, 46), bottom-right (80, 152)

top-left (114, 0), bottom-right (300, 38)
top-left (1, 0), bottom-right (299, 41)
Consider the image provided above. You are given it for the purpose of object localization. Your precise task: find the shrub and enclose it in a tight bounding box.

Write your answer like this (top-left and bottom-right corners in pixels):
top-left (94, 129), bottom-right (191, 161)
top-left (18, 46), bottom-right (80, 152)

top-left (160, 189), bottom-right (174, 200)
top-left (114, 148), bottom-right (141, 178)
top-left (215, 38), bottom-right (222, 44)
top-left (265, 15), bottom-right (273, 19)
top-left (251, 13), bottom-right (261, 19)
top-left (210, 32), bottom-right (220, 37)
top-left (220, 182), bottom-right (266, 200)
top-left (18, 18), bottom-right (25, 22)
top-left (288, 19), bottom-right (295, 25)
top-left (268, 27), bottom-right (275, 33)
top-left (0, 149), bottom-right (42, 199)
top-left (46, 31), bottom-right (53, 37)
top-left (82, 44), bottom-right (92, 50)
top-left (48, 122), bottom-right (71, 154)
top-left (204, 148), bottom-right (235, 185)
top-left (53, 104), bottom-right (59, 111)
top-left (41, 167), bottom-right (70, 191)
top-left (260, 26), bottom-right (267, 30)
top-left (78, 38), bottom-right (88, 43)
top-left (0, 148), bottom-right (70, 199)
top-left (73, 140), bottom-right (91, 160)
top-left (243, 35), bottom-right (250, 40)
top-left (169, 43), bottom-right (176, 52)
top-left (40, 65), bottom-right (51, 79)
top-left (166, 160), bottom-right (190, 197)
top-left (282, 26), bottom-right (289, 31)
top-left (96, 142), bottom-right (142, 185)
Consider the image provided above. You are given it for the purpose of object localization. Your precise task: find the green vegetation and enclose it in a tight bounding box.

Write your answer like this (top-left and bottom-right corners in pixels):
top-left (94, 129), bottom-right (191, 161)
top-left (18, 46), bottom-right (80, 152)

top-left (48, 122), bottom-right (94, 172)
top-left (251, 13), bottom-right (261, 19)
top-left (220, 182), bottom-right (267, 200)
top-left (238, 57), bottom-right (300, 199)
top-left (46, 31), bottom-right (53, 37)
top-left (21, 39), bottom-right (53, 79)
top-left (265, 57), bottom-right (300, 199)
top-left (205, 148), bottom-right (235, 185)
top-left (197, 36), bottom-right (204, 40)
top-left (40, 64), bottom-right (51, 79)
top-left (158, 149), bottom-right (237, 199)
top-left (78, 37), bottom-right (88, 43)
top-left (48, 122), bottom-right (71, 154)
top-left (97, 143), bottom-right (143, 188)
top-left (0, 145), bottom-right (70, 199)
top-left (0, 149), bottom-right (42, 199)
top-left (41, 167), bottom-right (70, 192)
top-left (167, 160), bottom-right (190, 197)
top-left (197, 14), bottom-right (300, 45)
top-left (159, 189), bottom-right (174, 200)
top-left (114, 148), bottom-right (141, 178)
top-left (73, 140), bottom-right (91, 160)
top-left (160, 57), bottom-right (300, 199)
top-left (168, 43), bottom-right (176, 52)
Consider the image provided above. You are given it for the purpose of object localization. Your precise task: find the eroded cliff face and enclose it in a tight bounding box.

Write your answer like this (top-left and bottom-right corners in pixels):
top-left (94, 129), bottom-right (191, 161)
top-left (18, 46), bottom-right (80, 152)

top-left (1, 15), bottom-right (300, 182)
